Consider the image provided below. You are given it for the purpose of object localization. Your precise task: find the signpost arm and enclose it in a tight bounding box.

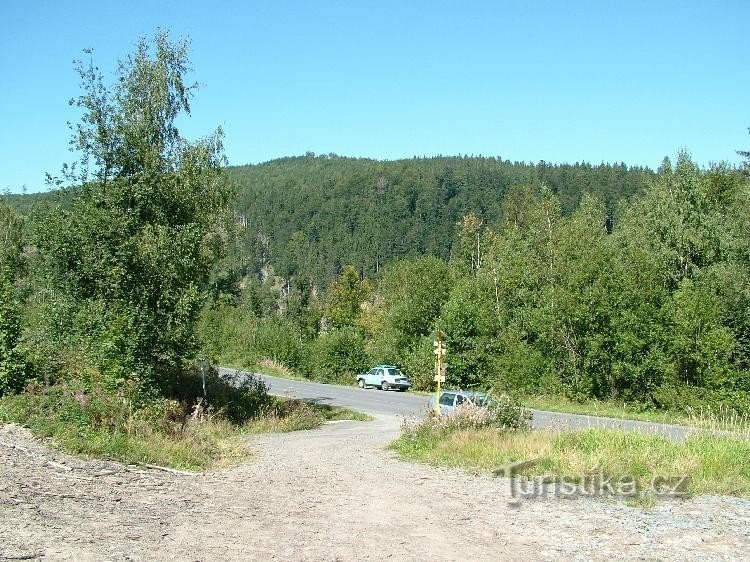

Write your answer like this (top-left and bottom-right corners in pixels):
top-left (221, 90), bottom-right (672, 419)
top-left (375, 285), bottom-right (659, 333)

top-left (433, 331), bottom-right (446, 415)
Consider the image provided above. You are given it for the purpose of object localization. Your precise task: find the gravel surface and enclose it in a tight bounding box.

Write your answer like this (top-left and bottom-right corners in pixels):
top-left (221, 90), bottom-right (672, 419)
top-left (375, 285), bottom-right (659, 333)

top-left (1, 418), bottom-right (749, 561)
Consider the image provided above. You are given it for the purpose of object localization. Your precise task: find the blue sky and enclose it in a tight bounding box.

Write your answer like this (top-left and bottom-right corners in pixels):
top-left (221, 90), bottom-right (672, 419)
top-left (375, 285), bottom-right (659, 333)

top-left (1, 0), bottom-right (748, 193)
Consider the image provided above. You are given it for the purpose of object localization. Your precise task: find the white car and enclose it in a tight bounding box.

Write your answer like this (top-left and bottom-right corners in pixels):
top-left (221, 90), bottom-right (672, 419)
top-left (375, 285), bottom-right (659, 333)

top-left (357, 365), bottom-right (411, 391)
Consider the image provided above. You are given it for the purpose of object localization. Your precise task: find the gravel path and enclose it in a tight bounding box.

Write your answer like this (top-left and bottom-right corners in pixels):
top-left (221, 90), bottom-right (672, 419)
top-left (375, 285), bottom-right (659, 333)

top-left (1, 418), bottom-right (749, 561)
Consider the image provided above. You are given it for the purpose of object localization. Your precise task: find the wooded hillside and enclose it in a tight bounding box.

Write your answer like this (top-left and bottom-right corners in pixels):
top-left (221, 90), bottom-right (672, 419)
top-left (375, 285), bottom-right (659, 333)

top-left (227, 155), bottom-right (654, 285)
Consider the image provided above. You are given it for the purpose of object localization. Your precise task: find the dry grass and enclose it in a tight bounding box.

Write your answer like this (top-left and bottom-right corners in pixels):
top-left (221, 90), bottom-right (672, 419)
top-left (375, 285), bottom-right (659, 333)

top-left (392, 422), bottom-right (750, 498)
top-left (256, 358), bottom-right (299, 380)
top-left (0, 390), bottom-right (370, 471)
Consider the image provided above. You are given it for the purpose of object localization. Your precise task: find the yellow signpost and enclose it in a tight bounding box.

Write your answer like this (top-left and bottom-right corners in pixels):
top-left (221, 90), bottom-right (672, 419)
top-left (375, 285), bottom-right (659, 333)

top-left (433, 331), bottom-right (447, 414)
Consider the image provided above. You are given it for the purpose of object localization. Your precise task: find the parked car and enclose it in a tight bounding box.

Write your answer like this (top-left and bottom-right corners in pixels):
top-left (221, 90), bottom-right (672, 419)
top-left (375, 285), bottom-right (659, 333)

top-left (429, 390), bottom-right (491, 415)
top-left (357, 365), bottom-right (411, 391)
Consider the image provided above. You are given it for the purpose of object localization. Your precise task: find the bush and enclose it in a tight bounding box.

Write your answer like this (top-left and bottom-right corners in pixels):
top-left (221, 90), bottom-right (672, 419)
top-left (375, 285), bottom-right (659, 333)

top-left (400, 337), bottom-right (435, 391)
top-left (305, 327), bottom-right (371, 383)
top-left (163, 365), bottom-right (274, 425)
top-left (199, 307), bottom-right (306, 373)
top-left (197, 305), bottom-right (260, 368)
top-left (0, 274), bottom-right (26, 395)
top-left (253, 316), bottom-right (304, 369)
top-left (652, 383), bottom-right (750, 417)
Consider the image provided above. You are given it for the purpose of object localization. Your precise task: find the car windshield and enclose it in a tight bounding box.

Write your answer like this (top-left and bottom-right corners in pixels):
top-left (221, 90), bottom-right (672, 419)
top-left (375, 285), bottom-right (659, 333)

top-left (439, 393), bottom-right (455, 406)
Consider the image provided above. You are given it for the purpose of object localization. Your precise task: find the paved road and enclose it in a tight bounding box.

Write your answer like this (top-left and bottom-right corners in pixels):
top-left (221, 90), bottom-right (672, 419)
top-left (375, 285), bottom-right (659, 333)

top-left (218, 367), bottom-right (705, 439)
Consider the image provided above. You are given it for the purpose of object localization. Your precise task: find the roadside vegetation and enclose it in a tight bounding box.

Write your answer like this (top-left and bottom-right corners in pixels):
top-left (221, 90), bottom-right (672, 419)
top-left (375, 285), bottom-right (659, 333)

top-left (0, 370), bottom-right (369, 471)
top-left (0, 31), bottom-right (370, 471)
top-left (391, 404), bottom-right (750, 501)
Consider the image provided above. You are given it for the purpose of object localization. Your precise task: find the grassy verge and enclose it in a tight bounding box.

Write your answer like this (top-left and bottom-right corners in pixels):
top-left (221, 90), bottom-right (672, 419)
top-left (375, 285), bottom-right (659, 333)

top-left (0, 389), bottom-right (369, 471)
top-left (391, 426), bottom-right (750, 499)
top-left (521, 394), bottom-right (750, 431)
top-left (245, 398), bottom-right (371, 433)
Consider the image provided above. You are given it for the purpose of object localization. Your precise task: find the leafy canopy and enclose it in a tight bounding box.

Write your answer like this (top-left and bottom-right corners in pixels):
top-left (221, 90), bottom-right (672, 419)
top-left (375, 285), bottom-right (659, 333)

top-left (36, 31), bottom-right (230, 394)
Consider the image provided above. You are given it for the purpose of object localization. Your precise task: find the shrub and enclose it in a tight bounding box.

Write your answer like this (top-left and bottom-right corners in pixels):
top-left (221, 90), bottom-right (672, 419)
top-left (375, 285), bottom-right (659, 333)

top-left (163, 365), bottom-right (273, 425)
top-left (0, 274), bottom-right (26, 395)
top-left (305, 327), bottom-right (371, 383)
top-left (652, 383), bottom-right (750, 416)
top-left (253, 316), bottom-right (304, 369)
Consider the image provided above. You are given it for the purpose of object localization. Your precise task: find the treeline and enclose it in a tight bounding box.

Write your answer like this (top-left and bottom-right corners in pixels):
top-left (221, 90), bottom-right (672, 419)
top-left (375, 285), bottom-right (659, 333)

top-left (204, 152), bottom-right (750, 412)
top-left (227, 155), bottom-right (654, 286)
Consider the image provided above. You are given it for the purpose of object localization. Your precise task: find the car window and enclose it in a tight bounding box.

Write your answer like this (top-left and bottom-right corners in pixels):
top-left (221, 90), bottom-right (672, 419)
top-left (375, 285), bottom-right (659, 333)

top-left (377, 369), bottom-right (384, 377)
top-left (385, 368), bottom-right (403, 377)
top-left (455, 394), bottom-right (466, 405)
top-left (439, 393), bottom-right (455, 406)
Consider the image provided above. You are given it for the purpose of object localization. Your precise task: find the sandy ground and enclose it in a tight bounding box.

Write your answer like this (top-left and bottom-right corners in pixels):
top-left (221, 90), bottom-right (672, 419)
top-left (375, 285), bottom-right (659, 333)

top-left (1, 417), bottom-right (749, 561)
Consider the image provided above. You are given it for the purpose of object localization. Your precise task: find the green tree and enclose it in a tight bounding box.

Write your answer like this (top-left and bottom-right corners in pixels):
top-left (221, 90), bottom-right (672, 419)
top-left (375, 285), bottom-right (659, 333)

top-left (36, 31), bottom-right (230, 394)
top-left (0, 200), bottom-right (26, 394)
top-left (369, 256), bottom-right (453, 365)
top-left (305, 326), bottom-right (371, 383)
top-left (324, 265), bottom-right (371, 329)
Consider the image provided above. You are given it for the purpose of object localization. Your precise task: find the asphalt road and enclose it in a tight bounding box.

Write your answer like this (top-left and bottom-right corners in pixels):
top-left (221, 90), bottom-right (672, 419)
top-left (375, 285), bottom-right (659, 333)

top-left (218, 367), bottom-right (704, 439)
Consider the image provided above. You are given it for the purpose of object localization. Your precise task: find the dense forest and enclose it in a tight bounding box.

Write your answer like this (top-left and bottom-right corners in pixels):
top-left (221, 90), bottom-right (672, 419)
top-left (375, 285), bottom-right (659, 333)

top-left (226, 156), bottom-right (654, 286)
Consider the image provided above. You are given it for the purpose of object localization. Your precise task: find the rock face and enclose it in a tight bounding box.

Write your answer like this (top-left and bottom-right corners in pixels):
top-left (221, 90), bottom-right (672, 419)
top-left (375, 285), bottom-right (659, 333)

top-left (1, 419), bottom-right (749, 561)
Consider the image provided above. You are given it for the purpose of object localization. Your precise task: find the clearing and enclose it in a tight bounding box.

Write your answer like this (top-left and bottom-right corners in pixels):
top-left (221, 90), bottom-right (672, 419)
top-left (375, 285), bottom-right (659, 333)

top-left (1, 415), bottom-right (748, 561)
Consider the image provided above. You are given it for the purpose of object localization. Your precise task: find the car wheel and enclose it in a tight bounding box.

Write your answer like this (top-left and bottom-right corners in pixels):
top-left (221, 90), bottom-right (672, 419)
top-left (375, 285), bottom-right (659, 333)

top-left (381, 381), bottom-right (390, 391)
top-left (358, 378), bottom-right (365, 389)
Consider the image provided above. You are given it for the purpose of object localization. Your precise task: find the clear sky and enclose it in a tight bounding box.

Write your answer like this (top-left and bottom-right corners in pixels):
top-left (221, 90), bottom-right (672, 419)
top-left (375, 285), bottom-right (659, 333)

top-left (1, 0), bottom-right (748, 193)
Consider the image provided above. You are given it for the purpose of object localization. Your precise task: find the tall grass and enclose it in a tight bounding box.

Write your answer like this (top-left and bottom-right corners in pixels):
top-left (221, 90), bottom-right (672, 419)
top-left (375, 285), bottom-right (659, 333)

top-left (391, 425), bottom-right (750, 498)
top-left (0, 378), bottom-right (370, 470)
top-left (393, 402), bottom-right (750, 499)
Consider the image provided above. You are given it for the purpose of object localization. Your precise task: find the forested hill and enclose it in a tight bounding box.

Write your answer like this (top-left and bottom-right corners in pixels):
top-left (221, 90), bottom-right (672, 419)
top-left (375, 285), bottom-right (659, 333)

top-left (228, 155), bottom-right (655, 284)
top-left (6, 155), bottom-right (654, 286)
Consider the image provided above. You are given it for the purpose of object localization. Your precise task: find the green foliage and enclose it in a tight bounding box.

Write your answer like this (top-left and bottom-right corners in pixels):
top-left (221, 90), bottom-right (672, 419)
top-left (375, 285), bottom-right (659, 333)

top-left (0, 200), bottom-right (26, 395)
top-left (438, 276), bottom-right (497, 388)
top-left (369, 256), bottom-right (453, 365)
top-left (225, 156), bottom-right (653, 287)
top-left (323, 265), bottom-right (371, 329)
top-left (34, 31), bottom-right (230, 394)
top-left (305, 326), bottom-right (371, 383)
top-left (0, 274), bottom-right (25, 394)
top-left (254, 316), bottom-right (305, 369)
top-left (197, 151), bottom-right (750, 415)
top-left (198, 306), bottom-right (304, 372)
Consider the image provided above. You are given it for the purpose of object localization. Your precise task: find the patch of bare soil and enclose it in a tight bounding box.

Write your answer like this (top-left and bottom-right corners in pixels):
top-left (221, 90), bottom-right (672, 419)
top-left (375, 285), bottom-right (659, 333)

top-left (1, 418), bottom-right (748, 561)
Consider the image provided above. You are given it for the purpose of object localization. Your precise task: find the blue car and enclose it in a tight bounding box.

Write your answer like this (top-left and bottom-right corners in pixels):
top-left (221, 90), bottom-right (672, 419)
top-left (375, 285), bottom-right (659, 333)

top-left (357, 365), bottom-right (411, 391)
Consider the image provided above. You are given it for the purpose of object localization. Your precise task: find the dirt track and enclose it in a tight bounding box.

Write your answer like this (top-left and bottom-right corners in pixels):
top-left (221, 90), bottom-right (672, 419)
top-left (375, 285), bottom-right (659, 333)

top-left (1, 418), bottom-right (749, 561)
